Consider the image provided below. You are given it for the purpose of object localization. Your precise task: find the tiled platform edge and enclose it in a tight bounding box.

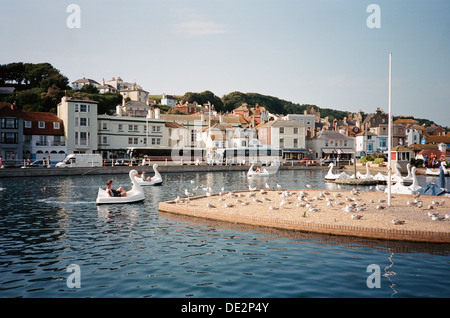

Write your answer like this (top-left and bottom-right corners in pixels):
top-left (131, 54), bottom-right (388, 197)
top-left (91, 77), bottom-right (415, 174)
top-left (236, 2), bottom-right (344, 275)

top-left (158, 201), bottom-right (450, 244)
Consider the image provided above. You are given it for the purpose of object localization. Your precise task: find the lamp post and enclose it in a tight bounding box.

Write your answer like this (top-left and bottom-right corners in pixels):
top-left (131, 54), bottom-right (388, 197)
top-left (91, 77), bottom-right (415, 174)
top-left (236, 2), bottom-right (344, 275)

top-left (387, 52), bottom-right (392, 206)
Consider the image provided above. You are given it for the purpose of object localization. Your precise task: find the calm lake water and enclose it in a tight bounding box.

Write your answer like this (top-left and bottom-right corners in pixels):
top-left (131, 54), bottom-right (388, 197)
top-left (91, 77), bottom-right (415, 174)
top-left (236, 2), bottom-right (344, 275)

top-left (0, 169), bottom-right (449, 298)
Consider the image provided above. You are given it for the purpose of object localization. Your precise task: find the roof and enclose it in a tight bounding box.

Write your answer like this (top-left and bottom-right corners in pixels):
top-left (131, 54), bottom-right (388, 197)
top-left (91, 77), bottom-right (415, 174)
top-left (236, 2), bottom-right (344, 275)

top-left (257, 119), bottom-right (305, 129)
top-left (391, 146), bottom-right (411, 152)
top-left (63, 96), bottom-right (99, 103)
top-left (0, 103), bottom-right (22, 118)
top-left (165, 121), bottom-right (186, 129)
top-left (0, 87), bottom-right (16, 94)
top-left (315, 131), bottom-right (353, 140)
top-left (21, 111), bottom-right (64, 136)
top-left (425, 135), bottom-right (450, 144)
top-left (160, 114), bottom-right (240, 124)
top-left (72, 78), bottom-right (100, 85)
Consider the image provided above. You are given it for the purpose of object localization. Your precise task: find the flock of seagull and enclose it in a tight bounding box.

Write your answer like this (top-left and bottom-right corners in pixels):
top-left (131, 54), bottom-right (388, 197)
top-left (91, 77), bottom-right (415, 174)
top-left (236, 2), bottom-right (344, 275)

top-left (171, 180), bottom-right (449, 226)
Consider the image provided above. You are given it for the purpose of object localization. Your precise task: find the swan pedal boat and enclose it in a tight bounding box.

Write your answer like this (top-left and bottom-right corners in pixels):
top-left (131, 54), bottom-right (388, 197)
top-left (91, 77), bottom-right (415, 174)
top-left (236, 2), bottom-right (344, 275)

top-left (134, 164), bottom-right (163, 186)
top-left (96, 169), bottom-right (145, 204)
top-left (247, 164), bottom-right (270, 177)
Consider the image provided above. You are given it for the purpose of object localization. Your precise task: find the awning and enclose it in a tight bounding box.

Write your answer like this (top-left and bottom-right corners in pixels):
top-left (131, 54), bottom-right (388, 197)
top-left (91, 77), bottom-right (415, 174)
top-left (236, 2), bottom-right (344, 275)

top-left (282, 148), bottom-right (308, 153)
top-left (322, 148), bottom-right (354, 154)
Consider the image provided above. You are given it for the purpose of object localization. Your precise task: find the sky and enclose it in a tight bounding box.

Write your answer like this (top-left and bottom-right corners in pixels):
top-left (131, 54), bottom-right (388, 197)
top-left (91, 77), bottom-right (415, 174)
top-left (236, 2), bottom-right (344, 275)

top-left (1, 0), bottom-right (449, 126)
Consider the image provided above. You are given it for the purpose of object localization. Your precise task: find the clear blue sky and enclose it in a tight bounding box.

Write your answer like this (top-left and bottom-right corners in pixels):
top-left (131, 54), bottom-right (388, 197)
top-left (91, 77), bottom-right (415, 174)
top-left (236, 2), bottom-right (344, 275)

top-left (1, 0), bottom-right (449, 126)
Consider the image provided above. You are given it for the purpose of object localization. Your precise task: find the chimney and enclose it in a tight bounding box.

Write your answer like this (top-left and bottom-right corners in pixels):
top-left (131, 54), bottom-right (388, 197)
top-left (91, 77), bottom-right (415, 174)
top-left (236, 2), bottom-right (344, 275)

top-left (154, 108), bottom-right (160, 119)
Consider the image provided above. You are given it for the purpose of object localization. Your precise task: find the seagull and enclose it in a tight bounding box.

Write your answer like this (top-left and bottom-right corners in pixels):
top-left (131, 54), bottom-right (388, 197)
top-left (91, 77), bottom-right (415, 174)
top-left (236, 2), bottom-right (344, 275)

top-left (260, 189), bottom-right (267, 195)
top-left (376, 205), bottom-right (385, 210)
top-left (392, 219), bottom-right (405, 225)
top-left (190, 180), bottom-right (195, 184)
top-left (265, 183), bottom-right (270, 189)
top-left (306, 184), bottom-right (313, 189)
top-left (252, 197), bottom-right (262, 203)
top-left (351, 214), bottom-right (362, 220)
top-left (218, 197), bottom-right (225, 202)
top-left (309, 207), bottom-right (320, 212)
top-left (276, 184), bottom-right (282, 189)
top-left (280, 200), bottom-right (288, 207)
top-left (174, 196), bottom-right (180, 204)
top-left (262, 197), bottom-right (270, 201)
top-left (184, 189), bottom-right (192, 197)
top-left (249, 185), bottom-right (256, 191)
top-left (327, 201), bottom-right (333, 207)
top-left (224, 203), bottom-right (233, 208)
top-left (247, 192), bottom-right (255, 197)
top-left (432, 215), bottom-right (444, 221)
top-left (241, 201), bottom-right (250, 206)
top-left (207, 203), bottom-right (215, 208)
top-left (269, 205), bottom-right (279, 210)
top-left (342, 205), bottom-right (355, 213)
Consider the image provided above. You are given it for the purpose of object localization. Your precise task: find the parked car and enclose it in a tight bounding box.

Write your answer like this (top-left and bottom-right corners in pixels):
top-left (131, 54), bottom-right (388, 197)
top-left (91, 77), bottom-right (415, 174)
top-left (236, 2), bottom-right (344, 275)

top-left (22, 159), bottom-right (55, 168)
top-left (299, 158), bottom-right (319, 165)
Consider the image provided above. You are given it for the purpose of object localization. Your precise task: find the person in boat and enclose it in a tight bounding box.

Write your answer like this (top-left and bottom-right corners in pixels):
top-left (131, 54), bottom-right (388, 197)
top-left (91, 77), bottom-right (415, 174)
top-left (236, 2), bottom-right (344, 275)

top-left (141, 171), bottom-right (151, 181)
top-left (106, 179), bottom-right (127, 197)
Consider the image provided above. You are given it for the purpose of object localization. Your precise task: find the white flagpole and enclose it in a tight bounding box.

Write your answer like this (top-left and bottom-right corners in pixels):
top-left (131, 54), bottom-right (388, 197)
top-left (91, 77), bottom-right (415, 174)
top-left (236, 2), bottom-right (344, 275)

top-left (388, 52), bottom-right (392, 206)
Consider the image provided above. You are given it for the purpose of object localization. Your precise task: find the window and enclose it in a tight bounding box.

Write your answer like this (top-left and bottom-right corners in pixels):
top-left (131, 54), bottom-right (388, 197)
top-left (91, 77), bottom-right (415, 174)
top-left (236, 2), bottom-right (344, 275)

top-left (1, 118), bottom-right (18, 129)
top-left (294, 128), bottom-right (298, 134)
top-left (1, 132), bottom-right (18, 144)
top-left (80, 118), bottom-right (87, 126)
top-left (129, 125), bottom-right (138, 131)
top-left (151, 138), bottom-right (161, 145)
top-left (80, 104), bottom-right (90, 112)
top-left (25, 121), bottom-right (32, 128)
top-left (74, 104), bottom-right (79, 112)
top-left (118, 124), bottom-right (123, 131)
top-left (38, 121), bottom-right (45, 129)
top-left (325, 140), bottom-right (329, 147)
top-left (102, 122), bottom-right (108, 130)
top-left (293, 138), bottom-right (298, 148)
top-left (53, 122), bottom-right (60, 129)
top-left (152, 125), bottom-right (161, 132)
top-left (102, 136), bottom-right (108, 144)
top-left (279, 127), bottom-right (284, 134)
top-left (39, 136), bottom-right (48, 146)
top-left (279, 138), bottom-right (284, 148)
top-left (80, 132), bottom-right (88, 145)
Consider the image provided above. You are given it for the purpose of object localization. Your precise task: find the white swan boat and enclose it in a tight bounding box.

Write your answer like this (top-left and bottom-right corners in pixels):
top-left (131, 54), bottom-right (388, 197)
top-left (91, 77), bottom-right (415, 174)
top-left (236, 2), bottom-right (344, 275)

top-left (385, 166), bottom-right (421, 195)
top-left (247, 163), bottom-right (270, 177)
top-left (96, 169), bottom-right (145, 204)
top-left (425, 162), bottom-right (449, 176)
top-left (356, 162), bottom-right (374, 180)
top-left (325, 163), bottom-right (350, 180)
top-left (134, 164), bottom-right (163, 186)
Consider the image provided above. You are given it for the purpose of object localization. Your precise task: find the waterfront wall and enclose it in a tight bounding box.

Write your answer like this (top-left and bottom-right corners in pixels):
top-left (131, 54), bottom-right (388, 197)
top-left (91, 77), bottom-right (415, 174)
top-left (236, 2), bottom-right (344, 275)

top-left (0, 163), bottom-right (328, 178)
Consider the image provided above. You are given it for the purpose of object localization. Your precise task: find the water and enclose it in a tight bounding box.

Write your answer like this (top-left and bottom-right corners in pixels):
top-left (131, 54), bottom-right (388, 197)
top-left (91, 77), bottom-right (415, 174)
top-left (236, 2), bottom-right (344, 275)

top-left (0, 169), bottom-right (449, 298)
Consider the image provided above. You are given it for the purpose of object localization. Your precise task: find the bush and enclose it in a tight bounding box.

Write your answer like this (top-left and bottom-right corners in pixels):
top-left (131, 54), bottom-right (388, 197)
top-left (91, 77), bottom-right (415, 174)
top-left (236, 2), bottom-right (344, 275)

top-left (373, 158), bottom-right (385, 164)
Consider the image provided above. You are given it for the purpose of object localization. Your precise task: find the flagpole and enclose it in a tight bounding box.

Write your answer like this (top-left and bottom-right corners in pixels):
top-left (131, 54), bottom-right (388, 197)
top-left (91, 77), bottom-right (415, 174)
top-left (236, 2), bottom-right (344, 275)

top-left (388, 52), bottom-right (392, 206)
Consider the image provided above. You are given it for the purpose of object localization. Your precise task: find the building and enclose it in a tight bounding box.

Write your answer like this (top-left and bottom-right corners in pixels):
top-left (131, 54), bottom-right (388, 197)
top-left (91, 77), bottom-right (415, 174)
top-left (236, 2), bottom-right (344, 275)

top-left (97, 113), bottom-right (165, 159)
top-left (57, 96), bottom-right (99, 154)
top-left (161, 94), bottom-right (178, 107)
top-left (116, 101), bottom-right (152, 117)
top-left (355, 129), bottom-right (388, 157)
top-left (0, 103), bottom-right (23, 165)
top-left (405, 125), bottom-right (421, 146)
top-left (283, 113), bottom-right (316, 137)
top-left (120, 82), bottom-right (149, 105)
top-left (307, 130), bottom-right (355, 161)
top-left (257, 119), bottom-right (307, 160)
top-left (22, 111), bottom-right (66, 162)
top-left (71, 78), bottom-right (101, 90)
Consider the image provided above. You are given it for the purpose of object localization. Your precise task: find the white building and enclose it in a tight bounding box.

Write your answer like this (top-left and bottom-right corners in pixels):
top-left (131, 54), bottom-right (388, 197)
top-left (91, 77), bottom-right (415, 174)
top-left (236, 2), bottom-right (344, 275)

top-left (257, 119), bottom-right (307, 160)
top-left (405, 127), bottom-right (421, 146)
top-left (161, 94), bottom-right (177, 107)
top-left (57, 96), bottom-right (99, 154)
top-left (97, 113), bottom-right (165, 159)
top-left (71, 78), bottom-right (101, 90)
top-left (22, 111), bottom-right (67, 162)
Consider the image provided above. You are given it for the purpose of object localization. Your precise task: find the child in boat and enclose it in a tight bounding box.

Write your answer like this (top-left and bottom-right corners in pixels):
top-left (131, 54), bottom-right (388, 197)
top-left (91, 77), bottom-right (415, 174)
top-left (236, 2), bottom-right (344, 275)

top-left (106, 179), bottom-right (127, 197)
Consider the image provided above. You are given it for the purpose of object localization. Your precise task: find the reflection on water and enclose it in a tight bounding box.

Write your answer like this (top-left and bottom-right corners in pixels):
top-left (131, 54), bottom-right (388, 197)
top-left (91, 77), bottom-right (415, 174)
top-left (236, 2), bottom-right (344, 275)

top-left (0, 169), bottom-right (449, 298)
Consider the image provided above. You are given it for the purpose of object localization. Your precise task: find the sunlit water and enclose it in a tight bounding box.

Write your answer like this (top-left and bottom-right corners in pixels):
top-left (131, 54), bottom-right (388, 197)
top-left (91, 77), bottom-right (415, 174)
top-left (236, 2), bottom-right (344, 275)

top-left (0, 169), bottom-right (449, 298)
